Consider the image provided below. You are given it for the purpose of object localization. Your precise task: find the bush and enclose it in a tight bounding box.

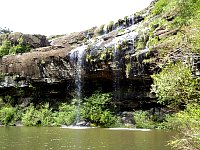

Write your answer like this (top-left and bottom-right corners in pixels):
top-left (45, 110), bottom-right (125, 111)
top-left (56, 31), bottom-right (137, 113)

top-left (0, 38), bottom-right (31, 57)
top-left (0, 106), bottom-right (17, 125)
top-left (133, 110), bottom-right (158, 129)
top-left (0, 40), bottom-right (11, 57)
top-left (81, 92), bottom-right (117, 127)
top-left (106, 21), bottom-right (114, 33)
top-left (55, 103), bottom-right (77, 126)
top-left (164, 104), bottom-right (200, 150)
top-left (151, 62), bottom-right (200, 109)
top-left (97, 24), bottom-right (105, 35)
top-left (22, 103), bottom-right (55, 126)
top-left (152, 0), bottom-right (168, 15)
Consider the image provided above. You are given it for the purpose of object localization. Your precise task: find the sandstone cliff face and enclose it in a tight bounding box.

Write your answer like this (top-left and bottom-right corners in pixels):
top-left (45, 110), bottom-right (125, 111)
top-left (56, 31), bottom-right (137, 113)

top-left (0, 1), bottom-right (199, 110)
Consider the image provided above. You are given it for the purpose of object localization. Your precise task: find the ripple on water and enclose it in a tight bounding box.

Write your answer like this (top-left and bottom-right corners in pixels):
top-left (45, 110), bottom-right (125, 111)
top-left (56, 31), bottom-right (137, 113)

top-left (60, 126), bottom-right (96, 129)
top-left (107, 128), bottom-right (151, 131)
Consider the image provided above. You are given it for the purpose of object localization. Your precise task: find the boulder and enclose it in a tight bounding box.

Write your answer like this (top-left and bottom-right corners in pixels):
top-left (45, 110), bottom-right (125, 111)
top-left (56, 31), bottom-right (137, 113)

top-left (0, 32), bottom-right (50, 48)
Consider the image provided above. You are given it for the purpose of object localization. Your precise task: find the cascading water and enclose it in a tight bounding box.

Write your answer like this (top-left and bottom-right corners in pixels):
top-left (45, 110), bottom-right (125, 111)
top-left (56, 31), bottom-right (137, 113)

top-left (113, 44), bottom-right (121, 101)
top-left (70, 45), bottom-right (86, 125)
top-left (67, 14), bottom-right (142, 119)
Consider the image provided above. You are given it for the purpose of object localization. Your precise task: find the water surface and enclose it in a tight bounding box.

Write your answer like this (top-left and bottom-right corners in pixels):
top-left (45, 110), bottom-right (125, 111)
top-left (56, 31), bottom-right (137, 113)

top-left (0, 127), bottom-right (173, 150)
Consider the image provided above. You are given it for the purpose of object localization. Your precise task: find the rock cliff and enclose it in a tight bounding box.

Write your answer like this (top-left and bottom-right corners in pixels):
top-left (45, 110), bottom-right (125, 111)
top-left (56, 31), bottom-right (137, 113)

top-left (0, 0), bottom-right (199, 110)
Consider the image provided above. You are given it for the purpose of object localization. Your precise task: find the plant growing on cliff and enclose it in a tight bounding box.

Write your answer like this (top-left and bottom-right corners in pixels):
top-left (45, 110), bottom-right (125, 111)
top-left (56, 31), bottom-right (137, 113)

top-left (151, 62), bottom-right (200, 109)
top-left (0, 27), bottom-right (12, 34)
top-left (125, 63), bottom-right (131, 78)
top-left (9, 37), bottom-right (31, 54)
top-left (0, 38), bottom-right (31, 57)
top-left (97, 24), bottom-right (105, 35)
top-left (0, 40), bottom-right (12, 57)
top-left (106, 21), bottom-right (114, 33)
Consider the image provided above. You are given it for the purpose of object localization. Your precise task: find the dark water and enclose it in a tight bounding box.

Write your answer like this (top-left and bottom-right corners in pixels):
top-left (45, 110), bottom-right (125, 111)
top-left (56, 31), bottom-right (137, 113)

top-left (0, 127), bottom-right (174, 150)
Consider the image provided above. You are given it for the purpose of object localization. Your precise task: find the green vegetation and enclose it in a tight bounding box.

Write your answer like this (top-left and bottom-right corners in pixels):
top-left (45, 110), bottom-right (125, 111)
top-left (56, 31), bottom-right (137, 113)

top-left (0, 27), bottom-right (12, 34)
top-left (0, 93), bottom-right (118, 127)
top-left (151, 62), bottom-right (200, 109)
top-left (152, 0), bottom-right (169, 15)
top-left (106, 21), bottom-right (114, 33)
top-left (0, 106), bottom-right (18, 126)
top-left (96, 24), bottom-right (105, 35)
top-left (0, 1), bottom-right (200, 150)
top-left (125, 63), bottom-right (131, 78)
top-left (151, 62), bottom-right (200, 149)
top-left (55, 103), bottom-right (77, 126)
top-left (133, 110), bottom-right (160, 129)
top-left (0, 37), bottom-right (31, 57)
top-left (22, 104), bottom-right (55, 126)
top-left (81, 92), bottom-right (117, 127)
top-left (164, 104), bottom-right (200, 150)
top-left (146, 1), bottom-right (200, 149)
top-left (147, 0), bottom-right (200, 56)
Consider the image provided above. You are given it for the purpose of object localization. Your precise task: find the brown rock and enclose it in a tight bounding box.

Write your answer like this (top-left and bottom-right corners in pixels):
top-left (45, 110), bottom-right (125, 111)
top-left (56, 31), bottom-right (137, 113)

top-left (0, 32), bottom-right (50, 48)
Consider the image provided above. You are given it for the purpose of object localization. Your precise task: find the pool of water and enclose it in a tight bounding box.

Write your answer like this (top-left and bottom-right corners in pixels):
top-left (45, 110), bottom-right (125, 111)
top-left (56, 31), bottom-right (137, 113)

top-left (0, 127), bottom-right (174, 150)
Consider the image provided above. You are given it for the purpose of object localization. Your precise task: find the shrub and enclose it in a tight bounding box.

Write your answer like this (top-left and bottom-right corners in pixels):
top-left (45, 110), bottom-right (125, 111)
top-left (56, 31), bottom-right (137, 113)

top-left (9, 37), bottom-right (31, 54)
top-left (22, 104), bottom-right (42, 126)
top-left (0, 38), bottom-right (31, 57)
top-left (22, 103), bottom-right (55, 126)
top-left (0, 106), bottom-right (17, 125)
top-left (97, 24), bottom-right (105, 35)
top-left (55, 103), bottom-right (77, 126)
top-left (133, 110), bottom-right (158, 129)
top-left (151, 62), bottom-right (200, 109)
top-left (106, 21), bottom-right (114, 33)
top-left (152, 0), bottom-right (168, 15)
top-left (0, 40), bottom-right (11, 57)
top-left (81, 92), bottom-right (117, 127)
top-left (164, 104), bottom-right (200, 150)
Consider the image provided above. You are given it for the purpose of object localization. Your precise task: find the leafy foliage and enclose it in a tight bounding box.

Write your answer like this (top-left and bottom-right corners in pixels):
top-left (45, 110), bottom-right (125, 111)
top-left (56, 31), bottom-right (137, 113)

top-left (152, 0), bottom-right (169, 15)
top-left (55, 103), bottom-right (77, 126)
top-left (174, 0), bottom-right (200, 26)
top-left (151, 62), bottom-right (200, 108)
top-left (0, 106), bottom-right (18, 125)
top-left (106, 21), bottom-right (115, 33)
top-left (133, 110), bottom-right (163, 129)
top-left (96, 24), bottom-right (105, 35)
top-left (81, 92), bottom-right (117, 127)
top-left (0, 40), bottom-right (12, 57)
top-left (0, 27), bottom-right (12, 34)
top-left (164, 104), bottom-right (200, 150)
top-left (22, 104), bottom-right (55, 126)
top-left (0, 38), bottom-right (31, 57)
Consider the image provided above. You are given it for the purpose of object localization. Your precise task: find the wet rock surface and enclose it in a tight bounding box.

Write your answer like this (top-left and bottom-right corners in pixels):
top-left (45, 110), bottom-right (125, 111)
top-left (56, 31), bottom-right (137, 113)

top-left (0, 2), bottom-right (180, 111)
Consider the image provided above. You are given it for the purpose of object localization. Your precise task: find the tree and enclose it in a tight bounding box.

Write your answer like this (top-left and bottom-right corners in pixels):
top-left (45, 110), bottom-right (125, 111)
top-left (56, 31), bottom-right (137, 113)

top-left (0, 27), bottom-right (12, 34)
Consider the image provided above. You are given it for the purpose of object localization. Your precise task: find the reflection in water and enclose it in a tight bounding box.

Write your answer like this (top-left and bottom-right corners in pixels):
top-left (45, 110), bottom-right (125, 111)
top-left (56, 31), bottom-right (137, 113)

top-left (0, 127), bottom-right (174, 150)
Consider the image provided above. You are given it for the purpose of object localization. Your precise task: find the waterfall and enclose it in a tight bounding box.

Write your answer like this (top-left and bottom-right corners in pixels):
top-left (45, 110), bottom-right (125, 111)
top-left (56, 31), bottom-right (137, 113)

top-left (113, 44), bottom-right (121, 101)
top-left (70, 45), bottom-right (86, 125)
